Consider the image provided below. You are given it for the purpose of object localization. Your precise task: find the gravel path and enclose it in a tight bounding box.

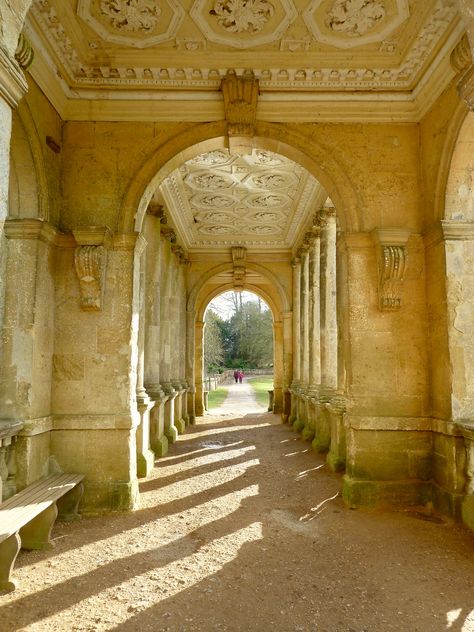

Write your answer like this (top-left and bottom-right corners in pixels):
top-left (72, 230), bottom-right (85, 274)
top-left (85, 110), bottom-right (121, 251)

top-left (2, 387), bottom-right (474, 632)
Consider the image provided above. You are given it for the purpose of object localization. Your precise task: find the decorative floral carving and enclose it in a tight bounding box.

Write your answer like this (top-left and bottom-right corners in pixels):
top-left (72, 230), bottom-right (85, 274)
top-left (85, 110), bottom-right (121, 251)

top-left (199, 225), bottom-right (234, 234)
top-left (191, 194), bottom-right (234, 208)
top-left (252, 173), bottom-right (287, 189)
top-left (247, 193), bottom-right (285, 207)
top-left (193, 174), bottom-right (231, 189)
top-left (190, 150), bottom-right (229, 166)
top-left (247, 225), bottom-right (279, 234)
top-left (99, 0), bottom-right (161, 33)
top-left (253, 150), bottom-right (283, 165)
top-left (210, 0), bottom-right (274, 34)
top-left (251, 212), bottom-right (279, 221)
top-left (328, 0), bottom-right (386, 37)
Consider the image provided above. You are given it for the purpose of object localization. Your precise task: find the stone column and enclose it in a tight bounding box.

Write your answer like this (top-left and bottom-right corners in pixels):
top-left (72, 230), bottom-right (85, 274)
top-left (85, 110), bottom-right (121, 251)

top-left (299, 246), bottom-right (310, 390)
top-left (282, 311), bottom-right (293, 423)
top-left (289, 258), bottom-right (301, 424)
top-left (295, 246), bottom-right (310, 432)
top-left (320, 208), bottom-right (338, 393)
top-left (273, 320), bottom-right (284, 414)
top-left (186, 310), bottom-right (196, 424)
top-left (194, 320), bottom-right (205, 416)
top-left (142, 212), bottom-right (167, 457)
top-left (309, 228), bottom-right (322, 391)
top-left (134, 238), bottom-right (155, 478)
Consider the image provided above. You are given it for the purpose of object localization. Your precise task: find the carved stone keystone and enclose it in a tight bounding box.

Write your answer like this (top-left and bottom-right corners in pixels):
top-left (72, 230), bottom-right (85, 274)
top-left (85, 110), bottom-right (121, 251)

top-left (221, 69), bottom-right (259, 138)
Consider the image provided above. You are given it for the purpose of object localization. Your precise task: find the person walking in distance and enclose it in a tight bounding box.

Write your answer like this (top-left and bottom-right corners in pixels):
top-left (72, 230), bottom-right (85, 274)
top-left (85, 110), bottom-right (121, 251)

top-left (233, 370), bottom-right (239, 383)
top-left (238, 370), bottom-right (244, 384)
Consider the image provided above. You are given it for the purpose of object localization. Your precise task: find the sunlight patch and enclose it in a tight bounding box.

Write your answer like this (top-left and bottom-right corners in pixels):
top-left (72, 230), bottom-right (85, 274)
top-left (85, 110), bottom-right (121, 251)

top-left (31, 522), bottom-right (264, 630)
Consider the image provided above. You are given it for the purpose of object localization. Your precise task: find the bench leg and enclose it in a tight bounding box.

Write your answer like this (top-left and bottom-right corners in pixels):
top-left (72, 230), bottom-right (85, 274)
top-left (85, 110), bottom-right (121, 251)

top-left (0, 532), bottom-right (21, 593)
top-left (57, 482), bottom-right (84, 521)
top-left (19, 503), bottom-right (58, 550)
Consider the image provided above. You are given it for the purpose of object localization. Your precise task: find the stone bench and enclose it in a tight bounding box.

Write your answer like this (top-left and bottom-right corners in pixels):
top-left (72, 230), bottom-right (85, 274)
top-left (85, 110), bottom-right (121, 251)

top-left (0, 472), bottom-right (84, 593)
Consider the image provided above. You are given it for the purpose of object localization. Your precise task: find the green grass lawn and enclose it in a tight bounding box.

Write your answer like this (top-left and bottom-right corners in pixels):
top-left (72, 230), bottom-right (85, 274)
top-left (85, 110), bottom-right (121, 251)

top-left (207, 386), bottom-right (228, 409)
top-left (247, 376), bottom-right (274, 408)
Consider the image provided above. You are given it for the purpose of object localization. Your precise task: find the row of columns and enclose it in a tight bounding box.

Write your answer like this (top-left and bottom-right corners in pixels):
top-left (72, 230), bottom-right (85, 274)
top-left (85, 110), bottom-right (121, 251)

top-left (134, 214), bottom-right (191, 478)
top-left (288, 207), bottom-right (344, 469)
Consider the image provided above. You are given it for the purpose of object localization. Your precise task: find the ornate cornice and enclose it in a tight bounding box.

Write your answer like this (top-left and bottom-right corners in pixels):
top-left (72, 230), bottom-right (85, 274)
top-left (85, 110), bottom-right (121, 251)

top-left (24, 0), bottom-right (462, 123)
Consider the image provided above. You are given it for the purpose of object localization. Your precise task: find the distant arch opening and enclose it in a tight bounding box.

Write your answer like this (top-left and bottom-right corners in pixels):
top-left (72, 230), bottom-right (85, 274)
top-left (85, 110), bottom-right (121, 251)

top-left (203, 290), bottom-right (274, 413)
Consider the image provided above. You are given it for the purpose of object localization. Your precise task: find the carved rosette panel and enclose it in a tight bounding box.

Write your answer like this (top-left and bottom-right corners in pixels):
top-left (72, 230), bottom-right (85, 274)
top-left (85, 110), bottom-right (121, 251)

top-left (77, 0), bottom-right (185, 48)
top-left (74, 245), bottom-right (107, 311)
top-left (328, 0), bottom-right (386, 37)
top-left (190, 0), bottom-right (297, 49)
top-left (211, 0), bottom-right (275, 34)
top-left (303, 0), bottom-right (409, 49)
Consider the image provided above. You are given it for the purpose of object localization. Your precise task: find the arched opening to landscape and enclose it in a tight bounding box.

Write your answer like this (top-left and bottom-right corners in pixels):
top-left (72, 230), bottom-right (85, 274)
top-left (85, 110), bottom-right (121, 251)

top-left (203, 290), bottom-right (274, 414)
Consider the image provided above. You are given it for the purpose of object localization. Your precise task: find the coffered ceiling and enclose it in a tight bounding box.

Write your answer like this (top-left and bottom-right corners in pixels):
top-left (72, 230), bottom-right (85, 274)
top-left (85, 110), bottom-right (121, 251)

top-left (24, 0), bottom-right (464, 122)
top-left (159, 147), bottom-right (326, 250)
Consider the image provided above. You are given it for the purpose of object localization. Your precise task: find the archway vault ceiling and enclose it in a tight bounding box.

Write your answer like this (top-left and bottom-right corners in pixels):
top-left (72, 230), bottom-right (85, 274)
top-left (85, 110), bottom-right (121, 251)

top-left (24, 0), bottom-right (464, 122)
top-left (158, 147), bottom-right (326, 251)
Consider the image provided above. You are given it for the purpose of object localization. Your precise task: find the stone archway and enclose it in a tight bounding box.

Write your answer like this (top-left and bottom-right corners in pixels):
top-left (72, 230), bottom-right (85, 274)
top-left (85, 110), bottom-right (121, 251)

top-left (118, 121), bottom-right (361, 235)
top-left (189, 266), bottom-right (291, 418)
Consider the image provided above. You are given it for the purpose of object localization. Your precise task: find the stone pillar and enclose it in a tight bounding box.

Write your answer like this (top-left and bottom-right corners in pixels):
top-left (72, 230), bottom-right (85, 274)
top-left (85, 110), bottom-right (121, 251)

top-left (282, 311), bottom-right (293, 423)
top-left (309, 228), bottom-right (321, 391)
top-left (186, 310), bottom-right (196, 424)
top-left (195, 320), bottom-right (205, 416)
top-left (443, 220), bottom-right (474, 420)
top-left (161, 382), bottom-right (178, 443)
top-left (135, 238), bottom-right (155, 478)
top-left (172, 380), bottom-right (186, 434)
top-left (289, 258), bottom-right (301, 424)
top-left (142, 212), bottom-right (167, 457)
top-left (273, 320), bottom-right (284, 414)
top-left (299, 246), bottom-right (310, 390)
top-left (294, 247), bottom-right (309, 432)
top-left (52, 233), bottom-right (140, 513)
top-left (320, 208), bottom-right (338, 392)
top-left (2, 220), bottom-right (57, 486)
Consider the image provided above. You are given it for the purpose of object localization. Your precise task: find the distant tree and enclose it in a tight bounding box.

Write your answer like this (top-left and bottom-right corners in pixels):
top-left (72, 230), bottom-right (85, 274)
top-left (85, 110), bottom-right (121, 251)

top-left (205, 291), bottom-right (274, 369)
top-left (204, 309), bottom-right (225, 373)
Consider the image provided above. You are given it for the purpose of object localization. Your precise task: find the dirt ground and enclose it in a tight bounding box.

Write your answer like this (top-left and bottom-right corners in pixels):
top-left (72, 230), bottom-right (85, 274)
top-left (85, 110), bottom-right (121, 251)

top-left (2, 382), bottom-right (474, 632)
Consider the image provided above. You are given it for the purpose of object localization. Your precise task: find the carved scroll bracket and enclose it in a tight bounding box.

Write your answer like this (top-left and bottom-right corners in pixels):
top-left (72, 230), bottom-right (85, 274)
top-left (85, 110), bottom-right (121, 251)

top-left (232, 246), bottom-right (247, 290)
top-left (372, 228), bottom-right (411, 312)
top-left (451, 34), bottom-right (474, 111)
top-left (72, 226), bottom-right (112, 312)
top-left (221, 69), bottom-right (259, 152)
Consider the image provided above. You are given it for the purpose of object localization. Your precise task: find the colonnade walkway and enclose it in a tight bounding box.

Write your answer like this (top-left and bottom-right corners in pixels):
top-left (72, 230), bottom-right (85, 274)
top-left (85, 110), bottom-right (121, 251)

top-left (2, 382), bottom-right (474, 631)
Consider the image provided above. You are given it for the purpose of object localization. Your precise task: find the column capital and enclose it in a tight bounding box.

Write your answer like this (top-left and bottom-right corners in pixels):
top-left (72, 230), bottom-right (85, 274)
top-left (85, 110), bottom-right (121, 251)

top-left (0, 45), bottom-right (28, 108)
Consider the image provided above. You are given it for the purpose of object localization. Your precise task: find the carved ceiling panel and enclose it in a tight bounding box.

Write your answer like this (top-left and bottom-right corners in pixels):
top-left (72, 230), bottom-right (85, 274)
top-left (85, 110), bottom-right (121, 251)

top-left (26, 0), bottom-right (460, 97)
top-left (190, 0), bottom-right (298, 49)
top-left (77, 0), bottom-right (185, 47)
top-left (160, 149), bottom-right (323, 249)
top-left (303, 0), bottom-right (410, 49)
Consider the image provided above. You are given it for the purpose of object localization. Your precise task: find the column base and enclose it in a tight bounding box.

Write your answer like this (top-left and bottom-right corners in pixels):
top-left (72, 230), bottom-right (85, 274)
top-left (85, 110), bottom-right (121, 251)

top-left (175, 417), bottom-right (186, 434)
top-left (80, 480), bottom-right (139, 514)
top-left (311, 434), bottom-right (330, 453)
top-left (302, 424), bottom-right (315, 442)
top-left (293, 418), bottom-right (305, 433)
top-left (342, 475), bottom-right (432, 509)
top-left (165, 426), bottom-right (178, 444)
top-left (152, 434), bottom-right (169, 457)
top-left (462, 495), bottom-right (474, 530)
top-left (137, 449), bottom-right (155, 478)
top-left (326, 450), bottom-right (345, 473)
